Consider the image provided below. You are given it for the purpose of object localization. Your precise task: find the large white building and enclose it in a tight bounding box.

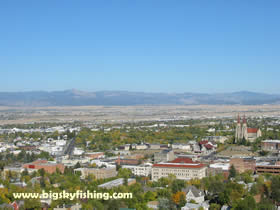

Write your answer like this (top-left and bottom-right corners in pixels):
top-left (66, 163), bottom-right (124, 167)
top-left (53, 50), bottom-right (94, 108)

top-left (152, 161), bottom-right (206, 181)
top-left (74, 167), bottom-right (117, 179)
top-left (122, 163), bottom-right (152, 177)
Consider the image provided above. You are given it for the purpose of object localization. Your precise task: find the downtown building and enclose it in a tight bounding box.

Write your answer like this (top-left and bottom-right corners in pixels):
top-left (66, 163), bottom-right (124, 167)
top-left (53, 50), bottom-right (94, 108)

top-left (74, 167), bottom-right (117, 179)
top-left (151, 157), bottom-right (206, 181)
top-left (261, 140), bottom-right (280, 151)
top-left (22, 160), bottom-right (65, 174)
top-left (230, 157), bottom-right (256, 173)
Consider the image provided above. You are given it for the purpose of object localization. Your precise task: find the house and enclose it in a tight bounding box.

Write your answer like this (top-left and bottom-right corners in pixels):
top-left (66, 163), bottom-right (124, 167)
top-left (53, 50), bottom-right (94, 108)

top-left (199, 141), bottom-right (216, 155)
top-left (221, 205), bottom-right (231, 210)
top-left (182, 186), bottom-right (205, 204)
top-left (0, 201), bottom-right (25, 210)
top-left (207, 128), bottom-right (215, 133)
top-left (73, 147), bottom-right (84, 156)
top-left (147, 201), bottom-right (159, 209)
top-left (189, 141), bottom-right (200, 153)
top-left (181, 201), bottom-right (209, 210)
top-left (53, 203), bottom-right (82, 210)
top-left (118, 144), bottom-right (130, 151)
top-left (136, 144), bottom-right (148, 150)
top-left (149, 144), bottom-right (161, 150)
top-left (172, 144), bottom-right (191, 150)
top-left (204, 136), bottom-right (229, 144)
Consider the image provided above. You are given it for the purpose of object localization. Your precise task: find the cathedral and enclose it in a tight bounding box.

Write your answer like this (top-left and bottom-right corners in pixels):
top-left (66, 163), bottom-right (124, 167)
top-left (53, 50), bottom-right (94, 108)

top-left (235, 115), bottom-right (262, 143)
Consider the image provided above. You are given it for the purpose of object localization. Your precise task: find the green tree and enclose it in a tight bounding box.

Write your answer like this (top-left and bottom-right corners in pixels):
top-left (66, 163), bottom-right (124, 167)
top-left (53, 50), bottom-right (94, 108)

top-left (117, 168), bottom-right (132, 178)
top-left (210, 203), bottom-right (221, 210)
top-left (178, 193), bottom-right (186, 208)
top-left (271, 176), bottom-right (280, 203)
top-left (38, 168), bottom-right (45, 177)
top-left (234, 195), bottom-right (256, 210)
top-left (229, 165), bottom-right (237, 179)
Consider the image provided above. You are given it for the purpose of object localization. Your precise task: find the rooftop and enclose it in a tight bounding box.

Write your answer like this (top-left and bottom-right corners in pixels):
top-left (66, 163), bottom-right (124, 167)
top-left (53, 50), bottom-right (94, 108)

top-left (262, 140), bottom-right (280, 143)
top-left (209, 163), bottom-right (230, 170)
top-left (98, 178), bottom-right (135, 189)
top-left (153, 162), bottom-right (205, 169)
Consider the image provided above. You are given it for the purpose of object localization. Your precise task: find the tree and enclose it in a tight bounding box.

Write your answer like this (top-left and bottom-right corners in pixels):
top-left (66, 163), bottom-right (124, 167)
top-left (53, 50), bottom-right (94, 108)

top-left (144, 191), bottom-right (156, 202)
top-left (271, 176), bottom-right (280, 203)
top-left (257, 198), bottom-right (275, 210)
top-left (229, 165), bottom-right (237, 179)
top-left (74, 162), bottom-right (81, 169)
top-left (24, 198), bottom-right (42, 209)
top-left (124, 177), bottom-right (128, 186)
top-left (38, 168), bottom-right (45, 177)
top-left (21, 169), bottom-right (28, 177)
top-left (210, 203), bottom-right (221, 210)
top-left (40, 177), bottom-right (46, 188)
top-left (249, 184), bottom-right (258, 195)
top-left (107, 199), bottom-right (121, 210)
top-left (259, 150), bottom-right (269, 156)
top-left (178, 193), bottom-right (186, 208)
top-left (117, 168), bottom-right (132, 178)
top-left (172, 191), bottom-right (186, 206)
top-left (234, 195), bottom-right (256, 210)
top-left (171, 179), bottom-right (186, 193)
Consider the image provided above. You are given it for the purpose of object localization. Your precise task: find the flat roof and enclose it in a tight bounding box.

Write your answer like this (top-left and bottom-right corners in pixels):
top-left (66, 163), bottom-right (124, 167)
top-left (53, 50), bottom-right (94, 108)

top-left (98, 178), bottom-right (135, 188)
top-left (153, 162), bottom-right (205, 169)
top-left (262, 140), bottom-right (280, 143)
top-left (209, 163), bottom-right (230, 170)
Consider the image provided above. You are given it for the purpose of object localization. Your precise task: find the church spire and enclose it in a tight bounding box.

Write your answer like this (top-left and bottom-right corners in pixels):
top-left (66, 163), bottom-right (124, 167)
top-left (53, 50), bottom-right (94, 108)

top-left (237, 114), bottom-right (240, 123)
top-left (243, 115), bottom-right (247, 124)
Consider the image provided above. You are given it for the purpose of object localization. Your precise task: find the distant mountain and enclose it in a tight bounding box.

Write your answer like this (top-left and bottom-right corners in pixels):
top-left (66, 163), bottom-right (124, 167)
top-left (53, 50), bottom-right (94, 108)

top-left (0, 90), bottom-right (279, 106)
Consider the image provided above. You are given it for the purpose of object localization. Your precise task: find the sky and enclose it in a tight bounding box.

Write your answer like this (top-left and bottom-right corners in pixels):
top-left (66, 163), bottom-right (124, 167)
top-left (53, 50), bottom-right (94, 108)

top-left (1, 0), bottom-right (280, 93)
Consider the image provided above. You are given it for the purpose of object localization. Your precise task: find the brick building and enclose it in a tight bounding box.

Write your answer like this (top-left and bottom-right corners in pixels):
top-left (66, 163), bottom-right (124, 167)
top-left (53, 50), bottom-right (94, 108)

top-left (23, 160), bottom-right (65, 174)
top-left (115, 158), bottom-right (142, 166)
top-left (84, 152), bottom-right (104, 159)
top-left (230, 158), bottom-right (256, 173)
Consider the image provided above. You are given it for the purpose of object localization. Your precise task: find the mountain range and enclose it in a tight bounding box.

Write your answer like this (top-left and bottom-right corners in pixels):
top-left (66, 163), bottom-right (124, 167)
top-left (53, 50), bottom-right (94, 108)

top-left (0, 90), bottom-right (279, 106)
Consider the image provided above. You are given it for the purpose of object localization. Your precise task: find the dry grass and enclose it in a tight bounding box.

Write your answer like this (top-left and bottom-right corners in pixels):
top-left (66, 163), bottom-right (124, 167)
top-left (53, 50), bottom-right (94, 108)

top-left (1, 105), bottom-right (280, 125)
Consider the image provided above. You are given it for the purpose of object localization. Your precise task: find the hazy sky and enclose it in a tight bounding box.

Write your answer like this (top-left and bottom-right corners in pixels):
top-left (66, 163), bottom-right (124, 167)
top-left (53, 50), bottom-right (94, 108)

top-left (1, 0), bottom-right (280, 93)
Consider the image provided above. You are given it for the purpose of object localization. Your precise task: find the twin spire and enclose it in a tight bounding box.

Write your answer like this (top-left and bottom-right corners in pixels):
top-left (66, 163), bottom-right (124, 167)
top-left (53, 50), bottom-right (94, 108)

top-left (237, 114), bottom-right (247, 124)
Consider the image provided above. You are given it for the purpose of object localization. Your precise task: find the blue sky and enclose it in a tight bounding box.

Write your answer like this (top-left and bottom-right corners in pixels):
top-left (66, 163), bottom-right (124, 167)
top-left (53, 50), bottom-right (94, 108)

top-left (1, 0), bottom-right (280, 93)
